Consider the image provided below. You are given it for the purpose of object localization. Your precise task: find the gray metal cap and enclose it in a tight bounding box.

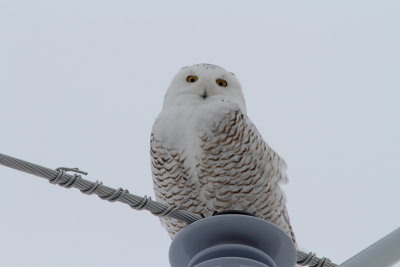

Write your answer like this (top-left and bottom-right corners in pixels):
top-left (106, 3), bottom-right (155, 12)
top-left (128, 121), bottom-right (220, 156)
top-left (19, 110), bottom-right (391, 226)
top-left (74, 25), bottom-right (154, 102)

top-left (169, 214), bottom-right (296, 267)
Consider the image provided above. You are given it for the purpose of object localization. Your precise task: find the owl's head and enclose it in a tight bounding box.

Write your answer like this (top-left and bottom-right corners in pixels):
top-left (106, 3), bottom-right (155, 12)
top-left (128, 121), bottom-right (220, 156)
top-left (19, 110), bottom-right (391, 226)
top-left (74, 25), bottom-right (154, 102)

top-left (163, 64), bottom-right (247, 113)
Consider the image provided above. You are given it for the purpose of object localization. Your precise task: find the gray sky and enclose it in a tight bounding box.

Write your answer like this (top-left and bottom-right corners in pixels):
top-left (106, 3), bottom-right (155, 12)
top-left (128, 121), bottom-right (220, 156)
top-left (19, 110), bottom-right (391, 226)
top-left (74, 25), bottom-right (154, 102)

top-left (1, 1), bottom-right (399, 266)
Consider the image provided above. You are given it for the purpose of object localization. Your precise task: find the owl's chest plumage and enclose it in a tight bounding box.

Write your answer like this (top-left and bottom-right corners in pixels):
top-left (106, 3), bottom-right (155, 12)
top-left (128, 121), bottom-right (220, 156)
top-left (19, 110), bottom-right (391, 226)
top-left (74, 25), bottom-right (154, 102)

top-left (151, 100), bottom-right (294, 241)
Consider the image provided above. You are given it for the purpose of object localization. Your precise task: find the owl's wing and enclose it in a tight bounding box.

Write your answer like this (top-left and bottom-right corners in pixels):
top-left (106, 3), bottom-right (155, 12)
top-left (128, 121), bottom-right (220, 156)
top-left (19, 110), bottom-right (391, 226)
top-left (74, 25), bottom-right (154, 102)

top-left (150, 134), bottom-right (205, 238)
top-left (243, 109), bottom-right (296, 242)
top-left (197, 102), bottom-right (295, 242)
top-left (245, 114), bottom-right (289, 185)
top-left (199, 102), bottom-right (289, 186)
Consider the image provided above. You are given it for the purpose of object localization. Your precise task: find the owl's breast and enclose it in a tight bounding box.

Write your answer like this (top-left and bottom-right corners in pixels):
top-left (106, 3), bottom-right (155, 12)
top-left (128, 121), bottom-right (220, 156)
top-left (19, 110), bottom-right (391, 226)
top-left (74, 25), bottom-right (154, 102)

top-left (152, 100), bottom-right (244, 188)
top-left (152, 99), bottom-right (241, 147)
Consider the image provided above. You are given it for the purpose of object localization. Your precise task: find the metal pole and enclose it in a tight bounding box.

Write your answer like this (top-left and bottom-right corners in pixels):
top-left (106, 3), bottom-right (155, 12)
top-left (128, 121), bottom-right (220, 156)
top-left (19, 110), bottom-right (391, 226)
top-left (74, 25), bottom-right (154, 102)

top-left (339, 227), bottom-right (400, 267)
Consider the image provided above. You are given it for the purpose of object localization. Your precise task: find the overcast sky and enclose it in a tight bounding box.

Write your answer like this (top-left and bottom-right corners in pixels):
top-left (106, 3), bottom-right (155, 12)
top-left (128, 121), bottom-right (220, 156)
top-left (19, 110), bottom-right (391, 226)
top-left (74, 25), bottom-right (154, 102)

top-left (1, 1), bottom-right (399, 266)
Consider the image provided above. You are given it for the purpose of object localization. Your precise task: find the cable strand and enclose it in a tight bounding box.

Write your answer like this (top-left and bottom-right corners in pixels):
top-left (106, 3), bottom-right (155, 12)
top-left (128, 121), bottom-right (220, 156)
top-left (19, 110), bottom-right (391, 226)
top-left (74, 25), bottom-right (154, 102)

top-left (0, 152), bottom-right (336, 266)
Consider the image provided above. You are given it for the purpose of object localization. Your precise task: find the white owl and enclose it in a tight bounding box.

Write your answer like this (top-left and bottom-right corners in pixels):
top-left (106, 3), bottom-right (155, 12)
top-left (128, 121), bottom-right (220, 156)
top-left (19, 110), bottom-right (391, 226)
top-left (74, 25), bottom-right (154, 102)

top-left (151, 63), bottom-right (296, 243)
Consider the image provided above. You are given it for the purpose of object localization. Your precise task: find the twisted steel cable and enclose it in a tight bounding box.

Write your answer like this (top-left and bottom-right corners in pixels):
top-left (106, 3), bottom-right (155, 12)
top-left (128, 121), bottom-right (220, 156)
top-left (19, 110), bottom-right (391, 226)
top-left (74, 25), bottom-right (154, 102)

top-left (0, 152), bottom-right (336, 267)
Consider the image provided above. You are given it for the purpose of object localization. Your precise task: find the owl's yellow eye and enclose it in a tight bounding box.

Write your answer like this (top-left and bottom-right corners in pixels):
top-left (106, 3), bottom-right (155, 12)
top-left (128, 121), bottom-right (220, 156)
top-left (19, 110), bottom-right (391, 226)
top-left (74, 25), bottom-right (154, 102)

top-left (216, 79), bottom-right (228, 87)
top-left (186, 75), bottom-right (198, 83)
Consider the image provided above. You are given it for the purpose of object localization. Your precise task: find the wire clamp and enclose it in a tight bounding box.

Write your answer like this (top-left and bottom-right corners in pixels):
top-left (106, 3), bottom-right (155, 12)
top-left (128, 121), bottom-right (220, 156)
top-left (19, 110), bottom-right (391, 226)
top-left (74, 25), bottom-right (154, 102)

top-left (50, 167), bottom-right (88, 188)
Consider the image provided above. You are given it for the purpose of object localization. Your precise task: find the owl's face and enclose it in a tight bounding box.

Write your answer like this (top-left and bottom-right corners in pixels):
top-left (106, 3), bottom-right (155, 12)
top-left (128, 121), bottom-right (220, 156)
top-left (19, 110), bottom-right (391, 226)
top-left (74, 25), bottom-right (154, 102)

top-left (163, 64), bottom-right (246, 113)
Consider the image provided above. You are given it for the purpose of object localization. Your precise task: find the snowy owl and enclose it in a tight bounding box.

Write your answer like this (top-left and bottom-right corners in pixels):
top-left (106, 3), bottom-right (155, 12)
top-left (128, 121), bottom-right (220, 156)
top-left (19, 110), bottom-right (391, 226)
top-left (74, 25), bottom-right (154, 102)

top-left (151, 63), bottom-right (296, 242)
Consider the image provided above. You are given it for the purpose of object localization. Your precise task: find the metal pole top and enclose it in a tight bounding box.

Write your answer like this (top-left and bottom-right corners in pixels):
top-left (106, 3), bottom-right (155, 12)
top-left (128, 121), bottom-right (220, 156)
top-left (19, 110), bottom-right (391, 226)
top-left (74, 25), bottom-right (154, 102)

top-left (169, 214), bottom-right (296, 267)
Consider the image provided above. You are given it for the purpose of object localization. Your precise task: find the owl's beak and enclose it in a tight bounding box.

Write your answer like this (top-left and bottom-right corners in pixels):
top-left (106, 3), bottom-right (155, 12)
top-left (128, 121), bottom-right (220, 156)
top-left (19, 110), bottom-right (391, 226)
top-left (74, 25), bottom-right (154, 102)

top-left (200, 90), bottom-right (208, 99)
top-left (199, 81), bottom-right (212, 99)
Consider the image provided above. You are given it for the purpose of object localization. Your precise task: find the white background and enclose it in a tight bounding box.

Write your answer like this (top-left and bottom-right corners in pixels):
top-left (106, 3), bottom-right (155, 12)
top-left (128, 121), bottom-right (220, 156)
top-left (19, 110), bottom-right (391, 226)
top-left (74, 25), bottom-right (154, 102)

top-left (1, 1), bottom-right (399, 266)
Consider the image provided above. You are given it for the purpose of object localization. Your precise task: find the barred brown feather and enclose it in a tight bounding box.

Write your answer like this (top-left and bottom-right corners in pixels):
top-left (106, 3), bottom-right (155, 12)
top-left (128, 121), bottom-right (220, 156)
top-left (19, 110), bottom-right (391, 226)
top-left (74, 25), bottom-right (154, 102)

top-left (151, 103), bottom-right (296, 242)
